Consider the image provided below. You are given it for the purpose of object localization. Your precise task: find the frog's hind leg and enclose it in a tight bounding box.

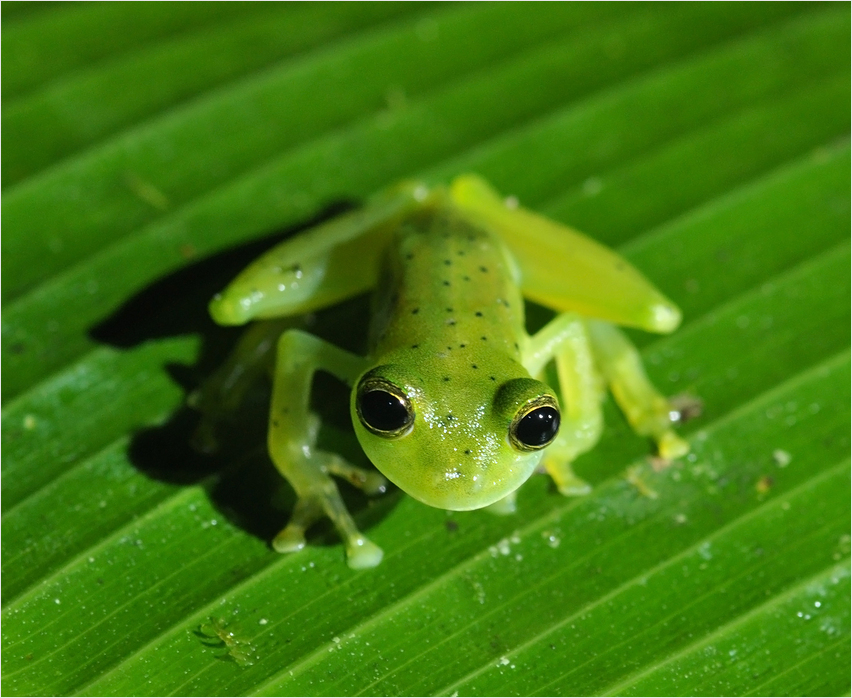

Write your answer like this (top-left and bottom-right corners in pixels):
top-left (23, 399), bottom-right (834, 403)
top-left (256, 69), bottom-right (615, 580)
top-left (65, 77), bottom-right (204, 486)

top-left (449, 175), bottom-right (681, 334)
top-left (268, 329), bottom-right (385, 569)
top-left (524, 313), bottom-right (604, 497)
top-left (189, 319), bottom-right (292, 454)
top-left (586, 320), bottom-right (689, 459)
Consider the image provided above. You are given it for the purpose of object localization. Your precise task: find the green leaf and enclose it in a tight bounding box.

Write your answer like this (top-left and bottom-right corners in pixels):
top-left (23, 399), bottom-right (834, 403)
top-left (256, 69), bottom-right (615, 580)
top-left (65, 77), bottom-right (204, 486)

top-left (2, 4), bottom-right (849, 696)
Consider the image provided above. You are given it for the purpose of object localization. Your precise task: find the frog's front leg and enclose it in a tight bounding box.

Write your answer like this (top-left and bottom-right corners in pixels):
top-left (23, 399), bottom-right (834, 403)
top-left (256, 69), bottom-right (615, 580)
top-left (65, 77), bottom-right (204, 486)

top-left (269, 329), bottom-right (385, 569)
top-left (524, 313), bottom-right (604, 496)
top-left (586, 320), bottom-right (689, 459)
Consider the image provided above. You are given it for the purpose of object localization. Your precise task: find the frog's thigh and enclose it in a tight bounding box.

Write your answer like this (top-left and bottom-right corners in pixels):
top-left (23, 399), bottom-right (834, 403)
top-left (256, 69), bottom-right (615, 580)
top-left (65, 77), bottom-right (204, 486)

top-left (268, 329), bottom-right (384, 569)
top-left (189, 319), bottom-right (292, 453)
top-left (586, 320), bottom-right (688, 459)
top-left (449, 174), bottom-right (680, 334)
top-left (524, 313), bottom-right (603, 496)
top-left (211, 181), bottom-right (434, 326)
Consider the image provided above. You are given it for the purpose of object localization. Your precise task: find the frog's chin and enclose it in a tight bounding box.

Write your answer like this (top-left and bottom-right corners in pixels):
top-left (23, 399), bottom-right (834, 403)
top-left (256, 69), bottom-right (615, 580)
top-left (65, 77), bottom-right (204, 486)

top-left (404, 483), bottom-right (522, 511)
top-left (389, 453), bottom-right (543, 511)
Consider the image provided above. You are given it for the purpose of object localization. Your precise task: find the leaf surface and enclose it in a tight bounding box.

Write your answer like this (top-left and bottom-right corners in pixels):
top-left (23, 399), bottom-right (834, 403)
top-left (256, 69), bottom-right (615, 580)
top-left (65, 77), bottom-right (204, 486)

top-left (2, 4), bottom-right (849, 696)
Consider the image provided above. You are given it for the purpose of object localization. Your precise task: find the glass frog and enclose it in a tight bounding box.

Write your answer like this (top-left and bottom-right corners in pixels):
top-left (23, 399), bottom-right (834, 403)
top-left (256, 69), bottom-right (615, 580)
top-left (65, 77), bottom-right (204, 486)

top-left (190, 175), bottom-right (688, 569)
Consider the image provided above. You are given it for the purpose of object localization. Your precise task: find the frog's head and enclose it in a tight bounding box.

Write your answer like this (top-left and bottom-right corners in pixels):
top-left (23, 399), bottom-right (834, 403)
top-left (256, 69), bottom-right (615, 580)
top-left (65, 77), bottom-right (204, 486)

top-left (350, 364), bottom-right (559, 510)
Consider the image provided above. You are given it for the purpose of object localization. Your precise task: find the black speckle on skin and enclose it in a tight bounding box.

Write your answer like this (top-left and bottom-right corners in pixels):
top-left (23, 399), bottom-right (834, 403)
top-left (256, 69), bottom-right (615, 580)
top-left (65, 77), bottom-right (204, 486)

top-left (481, 336), bottom-right (487, 341)
top-left (412, 308), bottom-right (420, 315)
top-left (479, 266), bottom-right (488, 273)
top-left (443, 280), bottom-right (451, 287)
top-left (443, 377), bottom-right (450, 382)
top-left (447, 346), bottom-right (453, 351)
top-left (405, 252), bottom-right (414, 260)
top-left (272, 420), bottom-right (280, 427)
top-left (446, 307), bottom-right (453, 313)
top-left (463, 275), bottom-right (471, 282)
top-left (447, 319), bottom-right (456, 326)
top-left (447, 414), bottom-right (455, 421)
top-left (464, 449), bottom-right (471, 455)
top-left (489, 376), bottom-right (496, 381)
top-left (475, 311), bottom-right (483, 317)
top-left (459, 343), bottom-right (466, 348)
top-left (472, 364), bottom-right (478, 369)
top-left (411, 344), bottom-right (419, 349)
top-left (457, 250), bottom-right (465, 256)
top-left (444, 259), bottom-right (452, 266)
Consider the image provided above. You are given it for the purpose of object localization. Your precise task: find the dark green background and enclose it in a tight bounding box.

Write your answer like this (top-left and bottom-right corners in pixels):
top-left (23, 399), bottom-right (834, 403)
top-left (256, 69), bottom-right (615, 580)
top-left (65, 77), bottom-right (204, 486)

top-left (2, 3), bottom-right (849, 695)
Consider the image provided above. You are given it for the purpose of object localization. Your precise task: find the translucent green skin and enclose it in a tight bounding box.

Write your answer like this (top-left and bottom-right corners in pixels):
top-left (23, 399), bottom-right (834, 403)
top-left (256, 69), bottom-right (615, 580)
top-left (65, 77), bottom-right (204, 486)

top-left (196, 175), bottom-right (688, 568)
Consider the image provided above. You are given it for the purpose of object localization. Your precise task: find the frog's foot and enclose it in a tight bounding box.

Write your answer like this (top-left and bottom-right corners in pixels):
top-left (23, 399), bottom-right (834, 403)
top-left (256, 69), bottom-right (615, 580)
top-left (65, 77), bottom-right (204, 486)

top-left (272, 485), bottom-right (384, 569)
top-left (271, 445), bottom-right (385, 569)
top-left (486, 490), bottom-right (517, 515)
top-left (543, 458), bottom-right (592, 497)
top-left (586, 320), bottom-right (691, 462)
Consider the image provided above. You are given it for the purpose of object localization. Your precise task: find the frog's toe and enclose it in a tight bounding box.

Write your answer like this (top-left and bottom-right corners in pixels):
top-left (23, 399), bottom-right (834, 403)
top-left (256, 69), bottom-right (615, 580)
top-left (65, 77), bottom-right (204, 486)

top-left (345, 536), bottom-right (384, 569)
top-left (272, 527), bottom-right (307, 554)
top-left (658, 431), bottom-right (689, 460)
top-left (361, 471), bottom-right (388, 496)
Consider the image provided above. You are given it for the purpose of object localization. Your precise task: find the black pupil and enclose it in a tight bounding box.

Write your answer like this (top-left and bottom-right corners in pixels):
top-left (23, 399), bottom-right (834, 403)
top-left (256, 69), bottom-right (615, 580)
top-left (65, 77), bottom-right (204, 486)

top-left (515, 406), bottom-right (560, 447)
top-left (359, 390), bottom-right (410, 432)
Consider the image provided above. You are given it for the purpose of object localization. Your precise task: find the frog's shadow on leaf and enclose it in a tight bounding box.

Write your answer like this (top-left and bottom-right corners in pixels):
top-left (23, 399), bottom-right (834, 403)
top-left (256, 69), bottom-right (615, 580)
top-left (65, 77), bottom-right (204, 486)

top-left (89, 201), bottom-right (394, 546)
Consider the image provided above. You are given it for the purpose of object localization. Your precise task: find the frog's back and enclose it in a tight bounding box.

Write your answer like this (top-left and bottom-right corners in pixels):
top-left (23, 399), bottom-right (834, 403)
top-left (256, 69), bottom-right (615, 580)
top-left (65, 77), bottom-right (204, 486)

top-left (369, 207), bottom-right (525, 367)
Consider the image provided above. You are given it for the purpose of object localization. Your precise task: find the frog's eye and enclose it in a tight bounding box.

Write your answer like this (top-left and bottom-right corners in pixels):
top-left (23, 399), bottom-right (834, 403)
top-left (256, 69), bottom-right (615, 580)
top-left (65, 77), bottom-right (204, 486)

top-left (510, 396), bottom-right (560, 451)
top-left (356, 377), bottom-right (414, 438)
